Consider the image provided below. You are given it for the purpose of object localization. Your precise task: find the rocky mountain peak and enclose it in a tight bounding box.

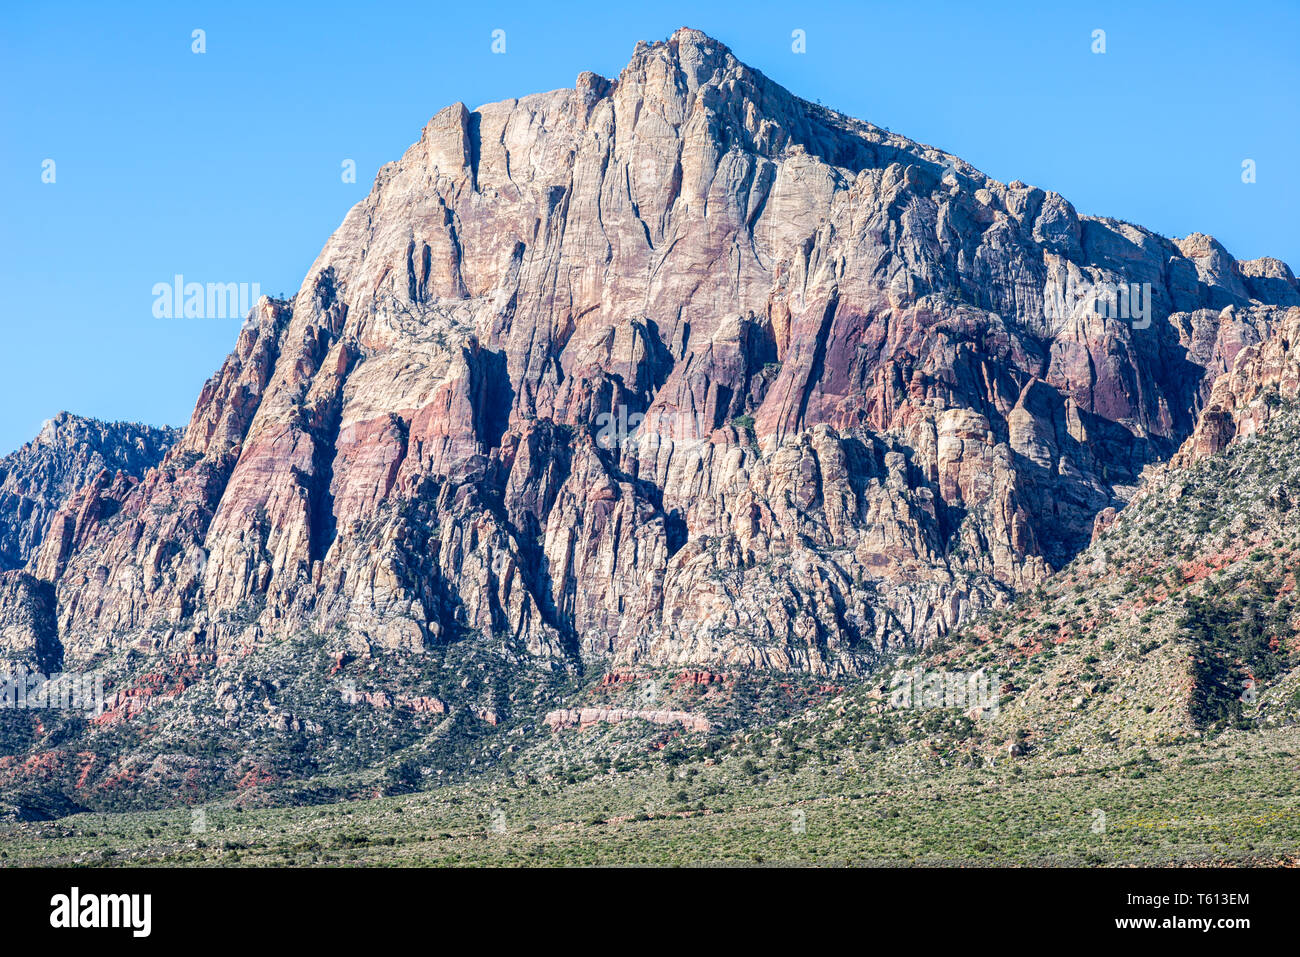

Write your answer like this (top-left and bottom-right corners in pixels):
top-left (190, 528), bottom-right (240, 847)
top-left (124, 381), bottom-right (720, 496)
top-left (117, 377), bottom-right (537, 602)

top-left (4, 29), bottom-right (1300, 830)
top-left (0, 413), bottom-right (180, 573)
top-left (5, 30), bottom-right (1299, 685)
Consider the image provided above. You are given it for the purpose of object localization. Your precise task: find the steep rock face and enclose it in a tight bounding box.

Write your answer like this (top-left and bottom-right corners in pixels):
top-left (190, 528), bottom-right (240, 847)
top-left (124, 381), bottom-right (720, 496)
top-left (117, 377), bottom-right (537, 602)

top-left (1166, 305), bottom-right (1300, 470)
top-left (16, 29), bottom-right (1300, 677)
top-left (0, 572), bottom-right (59, 672)
top-left (0, 413), bottom-right (179, 573)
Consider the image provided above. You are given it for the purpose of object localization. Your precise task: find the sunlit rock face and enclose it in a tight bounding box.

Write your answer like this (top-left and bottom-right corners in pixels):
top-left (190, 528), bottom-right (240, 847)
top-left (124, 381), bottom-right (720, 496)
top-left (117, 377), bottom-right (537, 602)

top-left (17, 29), bottom-right (1300, 677)
top-left (0, 413), bottom-right (179, 573)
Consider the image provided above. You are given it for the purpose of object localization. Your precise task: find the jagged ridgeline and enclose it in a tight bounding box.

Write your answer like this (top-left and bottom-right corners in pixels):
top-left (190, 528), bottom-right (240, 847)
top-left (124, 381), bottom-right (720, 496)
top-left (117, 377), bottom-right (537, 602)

top-left (0, 413), bottom-right (179, 574)
top-left (15, 29), bottom-right (1300, 674)
top-left (2, 28), bottom-right (1299, 815)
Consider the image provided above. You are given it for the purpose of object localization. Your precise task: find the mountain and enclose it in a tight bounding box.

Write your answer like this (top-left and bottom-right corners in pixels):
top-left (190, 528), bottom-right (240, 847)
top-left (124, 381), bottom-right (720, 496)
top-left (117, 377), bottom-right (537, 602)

top-left (0, 413), bottom-right (178, 692)
top-left (750, 307), bottom-right (1300, 790)
top-left (22, 29), bottom-right (1300, 675)
top-left (0, 413), bottom-right (180, 574)
top-left (2, 29), bottom-right (1299, 820)
top-left (5, 374), bottom-right (1299, 852)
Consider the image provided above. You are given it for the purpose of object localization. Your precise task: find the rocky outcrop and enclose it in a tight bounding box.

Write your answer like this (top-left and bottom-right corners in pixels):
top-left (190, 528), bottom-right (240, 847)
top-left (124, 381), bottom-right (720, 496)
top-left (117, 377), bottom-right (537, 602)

top-left (544, 707), bottom-right (711, 733)
top-left (339, 685), bottom-right (448, 714)
top-left (1167, 305), bottom-right (1300, 469)
top-left (0, 572), bottom-right (60, 672)
top-left (0, 413), bottom-right (179, 572)
top-left (9, 29), bottom-right (1299, 679)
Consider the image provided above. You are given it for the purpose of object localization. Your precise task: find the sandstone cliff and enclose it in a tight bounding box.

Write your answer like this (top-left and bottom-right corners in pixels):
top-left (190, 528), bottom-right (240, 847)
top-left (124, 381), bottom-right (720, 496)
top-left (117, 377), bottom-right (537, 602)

top-left (14, 28), bottom-right (1300, 680)
top-left (0, 413), bottom-right (179, 573)
top-left (1167, 304), bottom-right (1300, 469)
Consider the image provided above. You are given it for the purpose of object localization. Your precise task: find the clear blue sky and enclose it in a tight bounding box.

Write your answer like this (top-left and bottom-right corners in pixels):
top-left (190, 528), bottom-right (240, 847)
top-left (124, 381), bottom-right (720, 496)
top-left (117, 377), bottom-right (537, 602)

top-left (2, 0), bottom-right (1297, 455)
